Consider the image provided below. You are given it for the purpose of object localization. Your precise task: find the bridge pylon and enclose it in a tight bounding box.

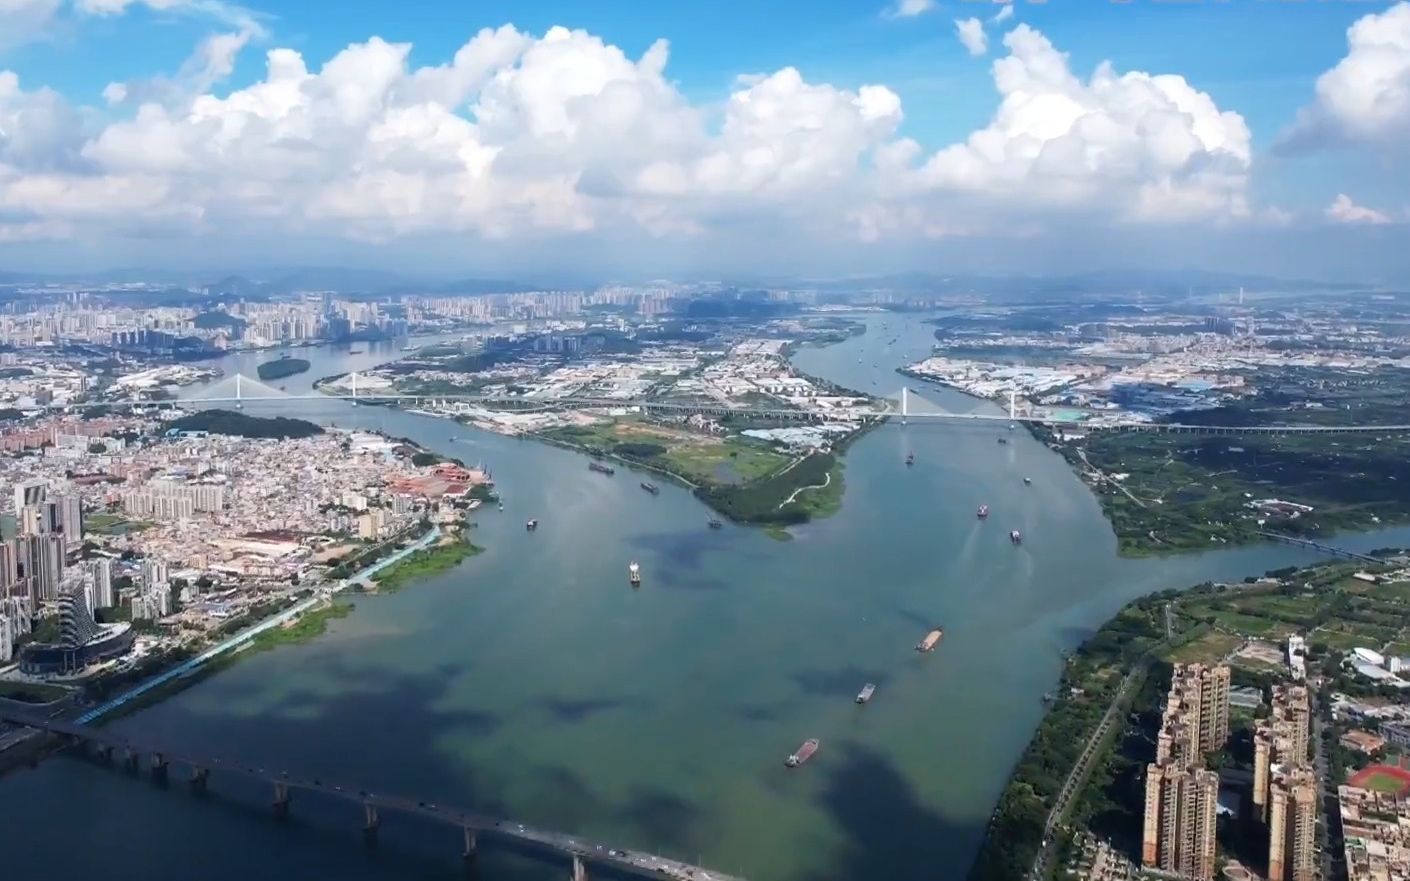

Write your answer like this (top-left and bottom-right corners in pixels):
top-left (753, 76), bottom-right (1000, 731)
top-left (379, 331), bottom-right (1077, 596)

top-left (273, 780), bottom-right (290, 818)
top-left (189, 766), bottom-right (209, 795)
top-left (572, 854), bottom-right (588, 881)
top-left (363, 802), bottom-right (380, 847)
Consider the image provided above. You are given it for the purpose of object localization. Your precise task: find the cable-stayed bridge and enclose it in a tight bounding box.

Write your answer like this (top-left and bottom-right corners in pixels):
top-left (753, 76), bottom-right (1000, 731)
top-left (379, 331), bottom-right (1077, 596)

top-left (51, 372), bottom-right (1410, 436)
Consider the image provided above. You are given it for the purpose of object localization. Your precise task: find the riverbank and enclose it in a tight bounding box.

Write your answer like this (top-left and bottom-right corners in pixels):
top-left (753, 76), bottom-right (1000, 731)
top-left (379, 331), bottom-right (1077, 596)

top-left (368, 535), bottom-right (483, 593)
top-left (970, 552), bottom-right (1410, 881)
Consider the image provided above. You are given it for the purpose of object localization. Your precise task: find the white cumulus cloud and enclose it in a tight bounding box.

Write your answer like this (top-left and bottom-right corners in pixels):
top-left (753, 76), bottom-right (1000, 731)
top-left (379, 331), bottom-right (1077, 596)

top-left (0, 0), bottom-right (63, 50)
top-left (885, 0), bottom-right (935, 20)
top-left (911, 24), bottom-right (1252, 224)
top-left (1280, 1), bottom-right (1410, 150)
top-left (1326, 193), bottom-right (1393, 225)
top-left (992, 3), bottom-right (1015, 25)
top-left (955, 18), bottom-right (988, 57)
top-left (0, 20), bottom-right (1267, 251)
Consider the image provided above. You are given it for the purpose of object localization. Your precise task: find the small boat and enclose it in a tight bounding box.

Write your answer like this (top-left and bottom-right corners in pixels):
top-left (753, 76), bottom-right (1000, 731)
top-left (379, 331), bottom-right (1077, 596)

top-left (1010, 530), bottom-right (1022, 545)
top-left (905, 452), bottom-right (914, 467)
top-left (785, 738), bottom-right (819, 768)
top-left (588, 461), bottom-right (615, 475)
top-left (1008, 423), bottom-right (1017, 431)
top-left (916, 628), bottom-right (944, 652)
top-left (997, 437), bottom-right (1008, 445)
top-left (628, 561), bottom-right (641, 586)
top-left (707, 519), bottom-right (723, 529)
top-left (1023, 477), bottom-right (1032, 486)
top-left (977, 505), bottom-right (989, 520)
top-left (856, 683), bottom-right (876, 704)
top-left (497, 502), bottom-right (504, 511)
top-left (525, 519), bottom-right (538, 531)
top-left (640, 482), bottom-right (659, 495)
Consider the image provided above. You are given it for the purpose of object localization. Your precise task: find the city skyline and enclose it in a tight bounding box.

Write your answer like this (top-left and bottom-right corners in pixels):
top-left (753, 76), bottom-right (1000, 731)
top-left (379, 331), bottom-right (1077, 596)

top-left (0, 0), bottom-right (1407, 281)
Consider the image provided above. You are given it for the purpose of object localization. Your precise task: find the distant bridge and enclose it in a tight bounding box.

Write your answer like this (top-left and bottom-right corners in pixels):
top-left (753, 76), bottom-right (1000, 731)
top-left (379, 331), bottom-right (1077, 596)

top-left (1256, 532), bottom-right (1387, 565)
top-left (49, 372), bottom-right (1410, 437)
top-left (0, 707), bottom-right (743, 881)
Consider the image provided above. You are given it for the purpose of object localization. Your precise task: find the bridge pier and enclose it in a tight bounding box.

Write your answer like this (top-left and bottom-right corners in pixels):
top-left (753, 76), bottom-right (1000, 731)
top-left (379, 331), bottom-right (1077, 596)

top-left (95, 744), bottom-right (114, 764)
top-left (189, 766), bottom-right (209, 795)
top-left (150, 752), bottom-right (168, 783)
top-left (362, 802), bottom-right (380, 847)
top-left (123, 747), bottom-right (140, 773)
top-left (272, 781), bottom-right (290, 819)
top-left (572, 854), bottom-right (588, 881)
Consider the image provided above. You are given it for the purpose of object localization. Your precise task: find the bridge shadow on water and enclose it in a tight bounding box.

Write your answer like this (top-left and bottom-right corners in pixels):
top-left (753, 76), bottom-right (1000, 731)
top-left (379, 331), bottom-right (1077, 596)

top-left (802, 743), bottom-right (983, 881)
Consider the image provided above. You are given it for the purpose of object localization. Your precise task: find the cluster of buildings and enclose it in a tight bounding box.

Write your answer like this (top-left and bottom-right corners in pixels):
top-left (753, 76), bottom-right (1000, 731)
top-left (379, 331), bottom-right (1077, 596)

top-left (1339, 785), bottom-right (1410, 880)
top-left (1254, 686), bottom-right (1318, 881)
top-left (1142, 663), bottom-right (1230, 881)
top-left (1137, 665), bottom-right (1320, 881)
top-left (0, 414), bottom-right (489, 680)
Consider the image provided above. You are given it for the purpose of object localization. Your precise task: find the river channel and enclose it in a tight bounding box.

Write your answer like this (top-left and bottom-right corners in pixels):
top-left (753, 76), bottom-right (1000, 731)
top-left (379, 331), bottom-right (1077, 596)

top-left (3, 316), bottom-right (1407, 881)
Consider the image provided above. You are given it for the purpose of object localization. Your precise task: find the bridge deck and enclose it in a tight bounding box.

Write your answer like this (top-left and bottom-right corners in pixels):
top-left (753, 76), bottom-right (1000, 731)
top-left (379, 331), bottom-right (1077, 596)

top-left (0, 709), bottom-right (742, 881)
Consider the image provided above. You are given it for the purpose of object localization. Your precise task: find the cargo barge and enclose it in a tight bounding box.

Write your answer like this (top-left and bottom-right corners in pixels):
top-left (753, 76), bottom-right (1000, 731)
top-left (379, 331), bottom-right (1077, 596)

top-left (628, 561), bottom-right (641, 586)
top-left (785, 738), bottom-right (819, 768)
top-left (588, 462), bottom-right (615, 475)
top-left (640, 482), bottom-right (659, 495)
top-left (916, 628), bottom-right (944, 652)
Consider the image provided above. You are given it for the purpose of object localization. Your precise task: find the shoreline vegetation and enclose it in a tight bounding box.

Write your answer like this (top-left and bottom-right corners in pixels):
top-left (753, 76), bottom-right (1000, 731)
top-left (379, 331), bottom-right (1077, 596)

top-left (366, 534), bottom-right (483, 593)
top-left (969, 553), bottom-right (1410, 881)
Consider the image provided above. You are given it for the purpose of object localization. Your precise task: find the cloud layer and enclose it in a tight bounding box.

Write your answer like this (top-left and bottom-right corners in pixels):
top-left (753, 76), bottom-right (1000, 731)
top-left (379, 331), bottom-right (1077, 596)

top-left (0, 15), bottom-right (1278, 256)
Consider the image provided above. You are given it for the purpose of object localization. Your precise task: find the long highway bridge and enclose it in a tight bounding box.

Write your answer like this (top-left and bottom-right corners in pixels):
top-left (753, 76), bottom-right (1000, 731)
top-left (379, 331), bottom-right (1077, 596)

top-left (51, 373), bottom-right (1410, 437)
top-left (0, 707), bottom-right (740, 881)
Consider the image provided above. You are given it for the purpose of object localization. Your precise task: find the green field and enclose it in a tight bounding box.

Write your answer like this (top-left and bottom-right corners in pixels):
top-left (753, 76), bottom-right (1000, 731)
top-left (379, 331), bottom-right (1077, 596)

top-left (544, 420), bottom-right (791, 486)
top-left (86, 512), bottom-right (149, 535)
top-left (1359, 770), bottom-right (1410, 794)
top-left (1163, 630), bottom-right (1242, 664)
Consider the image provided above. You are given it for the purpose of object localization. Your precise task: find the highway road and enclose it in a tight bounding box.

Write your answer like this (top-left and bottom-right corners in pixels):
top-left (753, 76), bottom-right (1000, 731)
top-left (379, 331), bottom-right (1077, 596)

top-left (1030, 665), bottom-right (1145, 880)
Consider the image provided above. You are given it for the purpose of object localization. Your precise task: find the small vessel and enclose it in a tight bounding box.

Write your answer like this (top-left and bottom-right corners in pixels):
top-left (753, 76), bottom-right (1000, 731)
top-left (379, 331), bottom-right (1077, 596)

top-left (498, 502), bottom-right (504, 511)
top-left (905, 452), bottom-right (914, 467)
top-left (1008, 423), bottom-right (1017, 431)
top-left (916, 628), bottom-right (944, 652)
top-left (349, 349), bottom-right (365, 354)
top-left (628, 561), bottom-right (641, 586)
top-left (1010, 530), bottom-right (1022, 544)
top-left (1023, 477), bottom-right (1032, 486)
top-left (785, 738), bottom-right (819, 768)
top-left (856, 683), bottom-right (876, 704)
top-left (640, 482), bottom-right (659, 495)
top-left (707, 519), bottom-right (724, 529)
top-left (401, 345), bottom-right (416, 351)
top-left (997, 437), bottom-right (1008, 445)
top-left (588, 462), bottom-right (615, 476)
top-left (525, 519), bottom-right (538, 531)
top-left (977, 504), bottom-right (989, 520)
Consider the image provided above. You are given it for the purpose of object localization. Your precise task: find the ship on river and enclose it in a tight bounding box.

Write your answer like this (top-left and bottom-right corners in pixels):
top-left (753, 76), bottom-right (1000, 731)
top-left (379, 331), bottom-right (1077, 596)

top-left (628, 561), bottom-right (641, 586)
top-left (589, 462), bottom-right (615, 476)
top-left (707, 519), bottom-right (723, 529)
top-left (916, 628), bottom-right (944, 652)
top-left (905, 452), bottom-right (914, 466)
top-left (1010, 530), bottom-right (1023, 544)
top-left (977, 504), bottom-right (989, 519)
top-left (856, 683), bottom-right (876, 704)
top-left (785, 738), bottom-right (819, 768)
top-left (640, 482), bottom-right (659, 495)
top-left (525, 519), bottom-right (538, 531)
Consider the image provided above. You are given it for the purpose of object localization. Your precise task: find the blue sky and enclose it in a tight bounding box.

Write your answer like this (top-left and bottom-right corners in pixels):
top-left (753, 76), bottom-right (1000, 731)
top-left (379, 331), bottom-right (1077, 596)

top-left (0, 0), bottom-right (1407, 281)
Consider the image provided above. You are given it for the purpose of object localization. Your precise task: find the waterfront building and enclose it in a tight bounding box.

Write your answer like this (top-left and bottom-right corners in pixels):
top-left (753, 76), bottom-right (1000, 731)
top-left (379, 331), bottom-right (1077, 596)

top-left (1142, 764), bottom-right (1219, 880)
top-left (18, 585), bottom-right (133, 674)
top-left (1162, 663), bottom-right (1231, 756)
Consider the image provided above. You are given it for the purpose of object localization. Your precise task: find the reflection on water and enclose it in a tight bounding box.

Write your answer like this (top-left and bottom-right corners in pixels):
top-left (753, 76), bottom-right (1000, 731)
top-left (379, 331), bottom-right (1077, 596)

top-left (2, 318), bottom-right (1405, 881)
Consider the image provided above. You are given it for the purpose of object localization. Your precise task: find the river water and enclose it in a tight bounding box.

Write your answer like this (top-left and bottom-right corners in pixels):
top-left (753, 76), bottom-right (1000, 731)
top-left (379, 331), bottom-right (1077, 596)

top-left (4, 317), bottom-right (1408, 881)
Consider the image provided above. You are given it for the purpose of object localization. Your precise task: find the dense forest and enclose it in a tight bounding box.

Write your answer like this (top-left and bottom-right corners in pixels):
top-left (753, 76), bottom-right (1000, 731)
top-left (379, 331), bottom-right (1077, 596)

top-left (256, 357), bottom-right (311, 380)
top-left (165, 409), bottom-right (322, 439)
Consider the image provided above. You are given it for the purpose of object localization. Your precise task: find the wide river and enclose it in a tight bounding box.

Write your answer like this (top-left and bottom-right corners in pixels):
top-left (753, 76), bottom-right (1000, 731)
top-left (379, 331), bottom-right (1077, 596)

top-left (3, 315), bottom-right (1407, 881)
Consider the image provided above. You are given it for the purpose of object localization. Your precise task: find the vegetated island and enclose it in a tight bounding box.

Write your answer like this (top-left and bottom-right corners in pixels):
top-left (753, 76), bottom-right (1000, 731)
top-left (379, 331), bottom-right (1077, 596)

top-left (255, 357), bottom-right (311, 381)
top-left (968, 552), bottom-right (1410, 881)
top-left (539, 418), bottom-right (856, 532)
top-left (165, 408), bottom-right (323, 439)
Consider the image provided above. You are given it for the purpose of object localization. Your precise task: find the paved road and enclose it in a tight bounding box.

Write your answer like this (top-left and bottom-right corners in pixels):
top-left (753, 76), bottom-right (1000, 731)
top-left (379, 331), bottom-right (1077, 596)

top-left (1030, 665), bottom-right (1145, 881)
